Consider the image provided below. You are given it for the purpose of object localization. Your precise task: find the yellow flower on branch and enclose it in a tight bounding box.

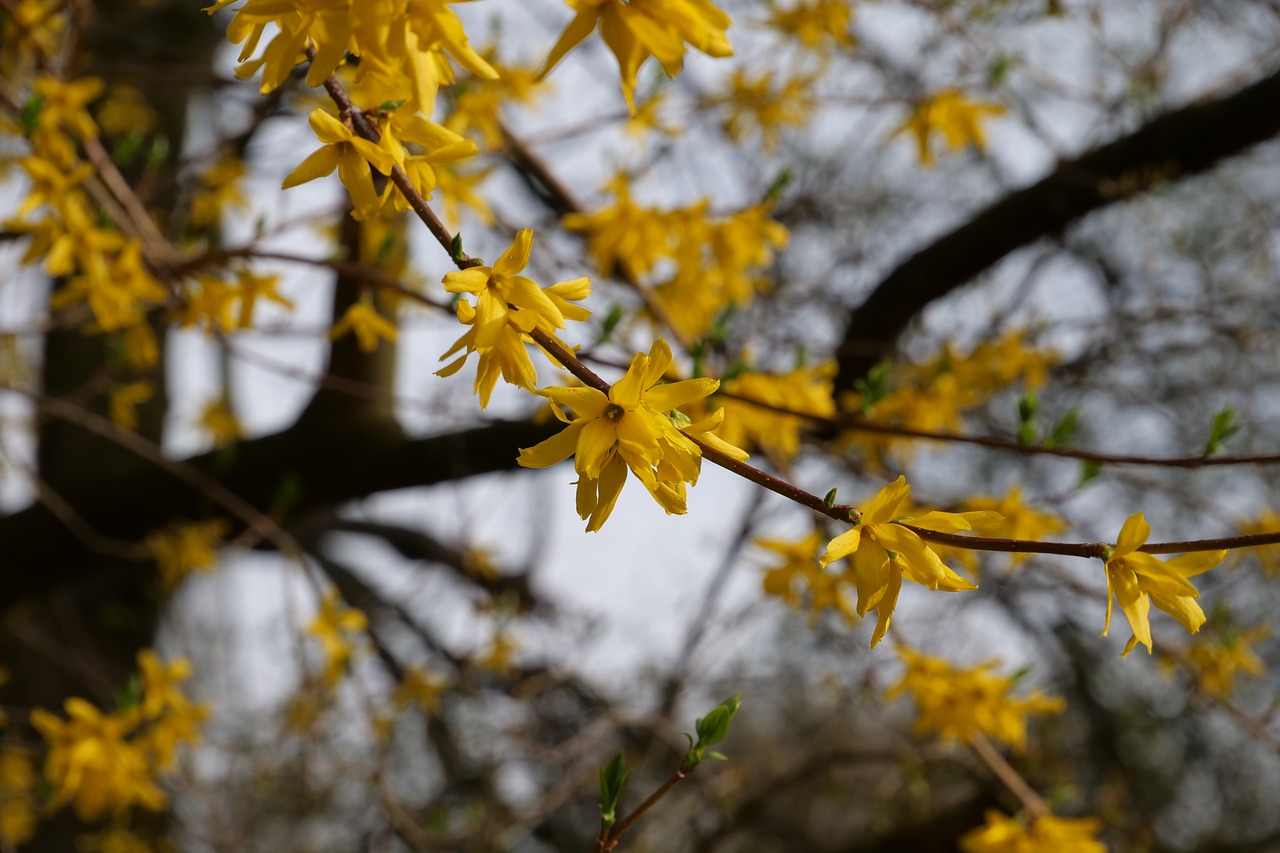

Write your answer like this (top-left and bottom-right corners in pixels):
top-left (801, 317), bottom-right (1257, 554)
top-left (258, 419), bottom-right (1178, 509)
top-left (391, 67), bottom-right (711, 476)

top-left (757, 530), bottom-right (856, 623)
top-left (30, 700), bottom-right (164, 821)
top-left (518, 339), bottom-right (747, 531)
top-left (959, 810), bottom-right (1107, 853)
top-left (437, 228), bottom-right (590, 407)
top-left (283, 108), bottom-right (398, 221)
top-left (1182, 624), bottom-right (1267, 698)
top-left (108, 380), bottom-right (154, 431)
top-left (885, 647), bottom-right (1065, 751)
top-left (539, 0), bottom-right (734, 112)
top-left (393, 666), bottom-right (450, 713)
top-left (331, 299), bottom-right (398, 352)
top-left (819, 476), bottom-right (998, 647)
top-left (308, 589), bottom-right (368, 687)
top-left (892, 88), bottom-right (1005, 166)
top-left (1102, 513), bottom-right (1225, 656)
top-left (765, 0), bottom-right (855, 53)
top-left (146, 519), bottom-right (229, 589)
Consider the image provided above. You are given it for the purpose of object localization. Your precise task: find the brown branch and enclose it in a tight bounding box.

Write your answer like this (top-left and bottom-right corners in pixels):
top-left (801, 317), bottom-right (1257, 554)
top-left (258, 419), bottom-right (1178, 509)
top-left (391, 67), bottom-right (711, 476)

top-left (969, 733), bottom-right (1049, 821)
top-left (833, 64), bottom-right (1280, 395)
top-left (307, 50), bottom-right (1280, 563)
top-left (717, 388), bottom-right (1280, 469)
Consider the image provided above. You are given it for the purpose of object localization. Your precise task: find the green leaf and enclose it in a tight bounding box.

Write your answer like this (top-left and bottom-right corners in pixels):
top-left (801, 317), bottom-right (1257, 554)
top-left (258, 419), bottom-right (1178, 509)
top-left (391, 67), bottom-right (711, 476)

top-left (824, 488), bottom-right (838, 510)
top-left (375, 232), bottom-right (399, 267)
top-left (147, 134), bottom-right (170, 169)
top-left (1044, 409), bottom-right (1079, 449)
top-left (765, 167), bottom-right (793, 201)
top-left (1016, 391), bottom-right (1039, 445)
top-left (598, 750), bottom-right (629, 829)
top-left (378, 99), bottom-right (408, 113)
top-left (1079, 460), bottom-right (1102, 486)
top-left (20, 93), bottom-right (43, 134)
top-left (1204, 406), bottom-right (1241, 456)
top-left (112, 133), bottom-right (144, 168)
top-left (683, 693), bottom-right (743, 769)
top-left (449, 232), bottom-right (464, 261)
top-left (597, 304), bottom-right (625, 343)
top-left (853, 361), bottom-right (890, 413)
top-left (114, 673), bottom-right (142, 711)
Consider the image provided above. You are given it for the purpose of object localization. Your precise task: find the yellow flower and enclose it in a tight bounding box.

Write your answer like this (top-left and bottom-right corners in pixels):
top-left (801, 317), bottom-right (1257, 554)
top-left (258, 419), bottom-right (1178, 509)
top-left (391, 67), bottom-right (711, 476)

top-left (145, 519), bottom-right (228, 590)
top-left (94, 82), bottom-right (157, 137)
top-left (959, 810), bottom-right (1107, 853)
top-left (765, 0), bottom-right (855, 53)
top-left (885, 647), bottom-right (1065, 751)
top-left (539, 0), bottom-right (734, 112)
top-left (437, 228), bottom-right (590, 407)
top-left (0, 750), bottom-right (37, 848)
top-left (819, 476), bottom-right (998, 648)
top-left (282, 109), bottom-right (398, 221)
top-left (331, 299), bottom-right (398, 353)
top-left (393, 666), bottom-right (450, 713)
top-left (959, 487), bottom-right (1068, 570)
top-left (1182, 624), bottom-right (1267, 698)
top-left (308, 589), bottom-right (368, 687)
top-left (708, 68), bottom-right (817, 151)
top-left (476, 633), bottom-right (518, 675)
top-left (757, 530), bottom-right (856, 623)
top-left (1102, 513), bottom-right (1226, 656)
top-left (29, 75), bottom-right (104, 166)
top-left (712, 361), bottom-right (835, 465)
top-left (30, 699), bottom-right (165, 821)
top-left (562, 174), bottom-right (673, 281)
top-left (108, 380), bottom-right (155, 431)
top-left (893, 88), bottom-right (1006, 166)
top-left (189, 155), bottom-right (248, 229)
top-left (136, 651), bottom-right (209, 769)
top-left (518, 339), bottom-right (746, 531)
top-left (198, 396), bottom-right (242, 446)
top-left (1236, 507), bottom-right (1280, 577)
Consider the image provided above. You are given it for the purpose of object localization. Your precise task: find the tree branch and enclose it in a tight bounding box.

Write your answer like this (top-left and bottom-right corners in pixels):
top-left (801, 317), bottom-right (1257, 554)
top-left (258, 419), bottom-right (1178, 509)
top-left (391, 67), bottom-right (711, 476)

top-left (833, 65), bottom-right (1280, 395)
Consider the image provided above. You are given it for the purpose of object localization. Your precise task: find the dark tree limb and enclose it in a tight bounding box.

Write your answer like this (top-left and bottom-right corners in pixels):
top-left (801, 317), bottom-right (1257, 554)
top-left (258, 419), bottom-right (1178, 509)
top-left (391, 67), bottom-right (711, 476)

top-left (833, 65), bottom-right (1280, 396)
top-left (0, 416), bottom-right (559, 610)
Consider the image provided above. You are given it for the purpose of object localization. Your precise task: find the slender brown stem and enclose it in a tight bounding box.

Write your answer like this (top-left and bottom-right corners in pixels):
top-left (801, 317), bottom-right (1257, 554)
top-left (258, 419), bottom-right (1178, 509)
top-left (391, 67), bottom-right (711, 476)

top-left (970, 733), bottom-right (1049, 820)
top-left (598, 767), bottom-right (689, 852)
top-left (716, 388), bottom-right (1280, 469)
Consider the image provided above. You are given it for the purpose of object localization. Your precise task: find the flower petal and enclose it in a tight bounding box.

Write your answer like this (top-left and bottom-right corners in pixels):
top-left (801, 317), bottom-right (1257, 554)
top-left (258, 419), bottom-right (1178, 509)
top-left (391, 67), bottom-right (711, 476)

top-left (517, 421), bottom-right (585, 469)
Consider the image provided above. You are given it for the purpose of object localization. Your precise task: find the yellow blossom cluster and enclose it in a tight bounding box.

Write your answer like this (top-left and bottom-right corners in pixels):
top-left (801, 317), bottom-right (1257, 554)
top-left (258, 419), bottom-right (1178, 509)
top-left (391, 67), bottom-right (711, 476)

top-left (438, 229), bottom-right (592, 407)
top-left (959, 810), bottom-right (1107, 853)
top-left (945, 486), bottom-right (1068, 574)
top-left (30, 651), bottom-right (208, 822)
top-left (1236, 508), bottom-right (1280, 577)
top-left (893, 88), bottom-right (1006, 166)
top-left (308, 589), bottom-right (369, 687)
top-left (705, 68), bottom-right (819, 151)
top-left (540, 0), bottom-right (734, 112)
top-left (1101, 513), bottom-right (1225, 656)
top-left (564, 177), bottom-right (788, 340)
top-left (757, 530), bottom-right (856, 623)
top-left (819, 476), bottom-right (999, 647)
top-left (0, 748), bottom-right (37, 849)
top-left (711, 361), bottom-right (836, 465)
top-left (1177, 625), bottom-right (1268, 698)
top-left (843, 331), bottom-right (1057, 468)
top-left (885, 647), bottom-right (1065, 751)
top-left (764, 0), bottom-right (856, 54)
top-left (519, 339), bottom-right (748, 531)
top-left (145, 519), bottom-right (229, 590)
top-left (204, 0), bottom-right (497, 106)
